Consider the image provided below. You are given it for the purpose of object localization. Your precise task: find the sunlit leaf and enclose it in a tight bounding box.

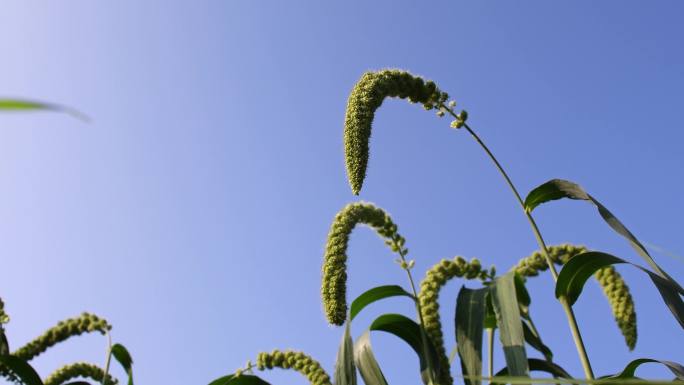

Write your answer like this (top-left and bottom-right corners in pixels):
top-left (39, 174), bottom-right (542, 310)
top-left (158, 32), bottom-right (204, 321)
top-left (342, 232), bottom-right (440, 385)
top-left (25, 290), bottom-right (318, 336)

top-left (350, 285), bottom-right (413, 321)
top-left (555, 251), bottom-right (684, 329)
top-left (334, 321), bottom-right (357, 385)
top-left (0, 99), bottom-right (88, 121)
top-left (524, 179), bottom-right (683, 294)
top-left (353, 331), bottom-right (389, 385)
top-left (490, 272), bottom-right (529, 378)
top-left (456, 286), bottom-right (487, 385)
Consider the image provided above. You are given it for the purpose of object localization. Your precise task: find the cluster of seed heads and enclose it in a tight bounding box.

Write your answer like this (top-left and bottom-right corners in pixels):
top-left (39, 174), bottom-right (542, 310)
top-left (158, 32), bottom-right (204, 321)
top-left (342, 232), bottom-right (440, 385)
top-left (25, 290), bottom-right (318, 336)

top-left (322, 202), bottom-right (404, 325)
top-left (44, 362), bottom-right (117, 385)
top-left (13, 312), bottom-right (111, 361)
top-left (256, 350), bottom-right (332, 385)
top-left (418, 256), bottom-right (493, 385)
top-left (0, 298), bottom-right (8, 325)
top-left (344, 69), bottom-right (449, 195)
top-left (514, 244), bottom-right (637, 350)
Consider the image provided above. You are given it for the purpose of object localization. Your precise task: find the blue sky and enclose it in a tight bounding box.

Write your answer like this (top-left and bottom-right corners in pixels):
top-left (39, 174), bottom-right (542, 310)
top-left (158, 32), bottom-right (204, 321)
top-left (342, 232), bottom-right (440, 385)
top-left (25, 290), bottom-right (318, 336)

top-left (1, 1), bottom-right (684, 384)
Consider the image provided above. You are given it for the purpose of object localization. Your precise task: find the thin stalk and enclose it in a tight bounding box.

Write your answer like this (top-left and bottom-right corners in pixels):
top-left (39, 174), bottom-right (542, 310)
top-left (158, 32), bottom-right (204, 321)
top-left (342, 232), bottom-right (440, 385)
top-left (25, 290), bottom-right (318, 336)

top-left (487, 328), bottom-right (494, 383)
top-left (441, 104), bottom-right (594, 380)
top-left (394, 237), bottom-right (437, 385)
top-left (102, 331), bottom-right (112, 385)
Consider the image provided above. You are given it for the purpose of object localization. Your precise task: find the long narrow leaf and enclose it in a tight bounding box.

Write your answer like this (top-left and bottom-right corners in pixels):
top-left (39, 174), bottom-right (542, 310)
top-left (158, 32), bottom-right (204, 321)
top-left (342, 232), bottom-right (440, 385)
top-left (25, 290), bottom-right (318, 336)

top-left (0, 99), bottom-right (88, 121)
top-left (0, 355), bottom-right (44, 385)
top-left (334, 321), bottom-right (357, 385)
top-left (350, 285), bottom-right (413, 321)
top-left (611, 358), bottom-right (684, 380)
top-left (521, 320), bottom-right (552, 362)
top-left (490, 272), bottom-right (529, 378)
top-left (369, 314), bottom-right (438, 374)
top-left (455, 286), bottom-right (488, 385)
top-left (524, 179), bottom-right (683, 294)
top-left (353, 331), bottom-right (389, 385)
top-left (491, 359), bottom-right (574, 385)
top-left (111, 343), bottom-right (134, 385)
top-left (555, 251), bottom-right (684, 329)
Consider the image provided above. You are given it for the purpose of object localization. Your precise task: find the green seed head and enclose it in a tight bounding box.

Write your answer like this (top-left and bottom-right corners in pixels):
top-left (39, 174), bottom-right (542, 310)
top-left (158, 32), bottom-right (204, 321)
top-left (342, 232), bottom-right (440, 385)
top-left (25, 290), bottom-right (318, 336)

top-left (13, 312), bottom-right (111, 361)
top-left (514, 244), bottom-right (637, 350)
top-left (418, 256), bottom-right (490, 385)
top-left (44, 362), bottom-right (117, 385)
top-left (256, 349), bottom-right (331, 385)
top-left (322, 202), bottom-right (405, 325)
top-left (344, 69), bottom-right (449, 194)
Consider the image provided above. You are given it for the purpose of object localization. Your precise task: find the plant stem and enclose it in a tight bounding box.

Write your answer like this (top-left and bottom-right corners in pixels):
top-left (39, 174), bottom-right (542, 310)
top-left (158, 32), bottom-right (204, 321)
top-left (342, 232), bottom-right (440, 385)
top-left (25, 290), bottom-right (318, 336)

top-left (395, 237), bottom-right (437, 385)
top-left (487, 328), bottom-right (494, 383)
top-left (441, 104), bottom-right (594, 380)
top-left (102, 331), bottom-right (112, 385)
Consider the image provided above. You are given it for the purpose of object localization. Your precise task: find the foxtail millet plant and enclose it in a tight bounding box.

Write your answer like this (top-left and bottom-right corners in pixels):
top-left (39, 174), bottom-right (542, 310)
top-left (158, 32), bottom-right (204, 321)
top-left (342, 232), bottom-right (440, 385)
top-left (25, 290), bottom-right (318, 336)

top-left (216, 69), bottom-right (684, 385)
top-left (44, 362), bottom-right (117, 385)
top-left (322, 202), bottom-right (406, 325)
top-left (514, 244), bottom-right (637, 350)
top-left (256, 350), bottom-right (333, 385)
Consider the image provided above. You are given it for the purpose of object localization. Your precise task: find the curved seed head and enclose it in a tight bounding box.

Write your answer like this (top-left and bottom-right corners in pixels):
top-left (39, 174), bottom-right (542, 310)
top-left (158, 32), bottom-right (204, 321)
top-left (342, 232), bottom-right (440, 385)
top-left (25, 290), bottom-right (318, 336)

top-left (418, 256), bottom-right (489, 385)
top-left (514, 244), bottom-right (637, 350)
top-left (322, 202), bottom-right (404, 325)
top-left (13, 313), bottom-right (111, 361)
top-left (344, 69), bottom-right (449, 194)
top-left (44, 362), bottom-right (117, 385)
top-left (256, 349), bottom-right (331, 385)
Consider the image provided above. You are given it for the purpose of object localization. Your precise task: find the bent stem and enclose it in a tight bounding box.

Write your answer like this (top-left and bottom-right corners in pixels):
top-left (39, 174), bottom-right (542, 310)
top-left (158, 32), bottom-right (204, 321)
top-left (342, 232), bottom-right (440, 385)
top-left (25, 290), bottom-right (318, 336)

top-left (440, 104), bottom-right (594, 380)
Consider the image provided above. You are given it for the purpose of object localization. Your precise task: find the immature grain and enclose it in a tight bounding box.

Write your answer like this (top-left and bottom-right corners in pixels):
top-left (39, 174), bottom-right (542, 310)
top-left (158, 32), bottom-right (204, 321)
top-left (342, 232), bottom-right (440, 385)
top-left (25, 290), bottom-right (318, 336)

top-left (514, 244), bottom-right (637, 350)
top-left (44, 362), bottom-right (117, 385)
top-left (13, 313), bottom-right (111, 361)
top-left (344, 69), bottom-right (449, 194)
top-left (418, 256), bottom-right (490, 385)
top-left (322, 202), bottom-right (404, 325)
top-left (256, 349), bottom-right (332, 385)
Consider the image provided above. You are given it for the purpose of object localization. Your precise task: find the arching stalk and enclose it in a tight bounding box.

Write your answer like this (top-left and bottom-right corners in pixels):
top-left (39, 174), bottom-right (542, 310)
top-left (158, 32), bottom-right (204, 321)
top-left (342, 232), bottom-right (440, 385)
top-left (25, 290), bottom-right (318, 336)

top-left (442, 105), bottom-right (594, 380)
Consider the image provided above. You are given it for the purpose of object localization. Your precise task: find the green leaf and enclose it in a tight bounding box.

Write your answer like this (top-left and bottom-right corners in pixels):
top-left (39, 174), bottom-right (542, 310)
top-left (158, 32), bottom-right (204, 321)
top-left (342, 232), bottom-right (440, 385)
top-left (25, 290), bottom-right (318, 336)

top-left (524, 179), bottom-right (683, 295)
top-left (334, 321), bottom-right (357, 385)
top-left (513, 275), bottom-right (531, 317)
top-left (490, 272), bottom-right (529, 378)
top-left (611, 358), bottom-right (684, 380)
top-left (208, 374), bottom-right (271, 385)
top-left (521, 320), bottom-right (552, 362)
top-left (491, 359), bottom-right (573, 385)
top-left (555, 251), bottom-right (684, 329)
top-left (0, 355), bottom-right (44, 385)
top-left (455, 286), bottom-right (488, 385)
top-left (353, 331), bottom-right (389, 385)
top-left (111, 343), bottom-right (134, 385)
top-left (350, 285), bottom-right (413, 321)
top-left (369, 313), bottom-right (440, 385)
top-left (62, 382), bottom-right (92, 385)
top-left (0, 99), bottom-right (88, 121)
top-left (484, 294), bottom-right (497, 330)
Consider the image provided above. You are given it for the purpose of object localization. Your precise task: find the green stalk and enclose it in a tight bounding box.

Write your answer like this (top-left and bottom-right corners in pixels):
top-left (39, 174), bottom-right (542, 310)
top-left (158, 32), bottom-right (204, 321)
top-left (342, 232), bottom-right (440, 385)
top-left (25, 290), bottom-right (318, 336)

top-left (101, 331), bottom-right (112, 385)
top-left (441, 105), bottom-right (594, 380)
top-left (393, 236), bottom-right (437, 385)
top-left (487, 328), bottom-right (494, 383)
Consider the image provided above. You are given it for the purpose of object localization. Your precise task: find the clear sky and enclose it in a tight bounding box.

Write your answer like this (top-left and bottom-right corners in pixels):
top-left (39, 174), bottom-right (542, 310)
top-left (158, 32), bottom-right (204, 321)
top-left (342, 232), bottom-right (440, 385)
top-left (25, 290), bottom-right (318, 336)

top-left (1, 1), bottom-right (684, 384)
